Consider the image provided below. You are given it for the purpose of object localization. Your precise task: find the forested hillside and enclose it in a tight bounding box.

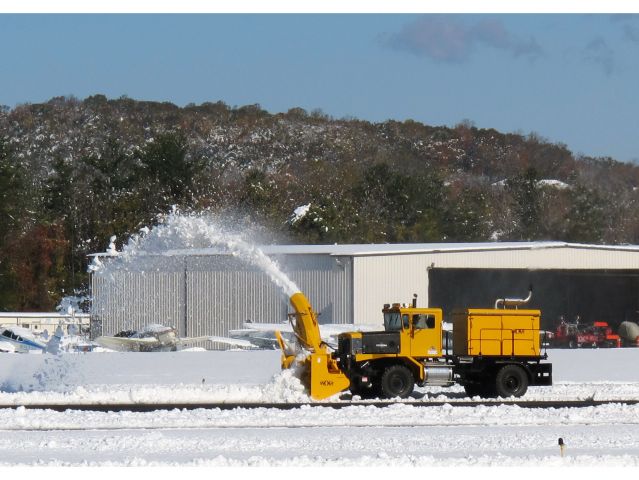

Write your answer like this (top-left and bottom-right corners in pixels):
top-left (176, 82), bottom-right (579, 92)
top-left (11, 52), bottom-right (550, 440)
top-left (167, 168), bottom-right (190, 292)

top-left (1, 95), bottom-right (639, 311)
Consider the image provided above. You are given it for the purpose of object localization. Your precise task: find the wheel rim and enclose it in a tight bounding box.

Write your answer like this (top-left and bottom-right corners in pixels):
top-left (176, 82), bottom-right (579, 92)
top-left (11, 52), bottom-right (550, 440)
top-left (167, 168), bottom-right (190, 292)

top-left (390, 374), bottom-right (406, 394)
top-left (504, 375), bottom-right (520, 393)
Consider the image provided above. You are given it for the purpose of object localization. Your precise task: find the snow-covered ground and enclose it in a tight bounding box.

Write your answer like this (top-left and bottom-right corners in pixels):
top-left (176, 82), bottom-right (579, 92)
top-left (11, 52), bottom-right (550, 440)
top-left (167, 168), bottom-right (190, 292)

top-left (1, 348), bottom-right (639, 467)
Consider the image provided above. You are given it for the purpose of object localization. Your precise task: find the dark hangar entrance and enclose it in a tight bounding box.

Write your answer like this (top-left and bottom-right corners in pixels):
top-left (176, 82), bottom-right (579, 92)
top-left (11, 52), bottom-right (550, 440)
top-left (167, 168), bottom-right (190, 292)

top-left (428, 268), bottom-right (639, 331)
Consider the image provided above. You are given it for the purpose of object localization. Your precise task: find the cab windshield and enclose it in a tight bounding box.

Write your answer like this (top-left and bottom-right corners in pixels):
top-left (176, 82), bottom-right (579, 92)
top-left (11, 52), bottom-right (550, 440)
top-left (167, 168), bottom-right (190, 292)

top-left (384, 312), bottom-right (402, 331)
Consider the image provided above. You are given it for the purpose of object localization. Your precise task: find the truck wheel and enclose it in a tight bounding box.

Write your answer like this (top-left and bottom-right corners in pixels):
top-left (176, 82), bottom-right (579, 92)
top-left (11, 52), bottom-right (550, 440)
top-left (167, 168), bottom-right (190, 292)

top-left (568, 339), bottom-right (577, 349)
top-left (495, 364), bottom-right (528, 398)
top-left (380, 365), bottom-right (414, 398)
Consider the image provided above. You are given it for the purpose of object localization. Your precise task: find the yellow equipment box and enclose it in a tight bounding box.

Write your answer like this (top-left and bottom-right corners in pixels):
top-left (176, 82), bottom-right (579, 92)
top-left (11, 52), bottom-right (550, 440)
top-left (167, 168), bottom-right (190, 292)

top-left (452, 309), bottom-right (541, 357)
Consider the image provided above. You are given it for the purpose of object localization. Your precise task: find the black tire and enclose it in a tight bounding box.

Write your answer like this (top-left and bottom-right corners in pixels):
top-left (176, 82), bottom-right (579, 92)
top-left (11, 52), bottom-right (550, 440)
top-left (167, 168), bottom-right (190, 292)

top-left (380, 364), bottom-right (415, 398)
top-left (495, 364), bottom-right (529, 398)
top-left (568, 339), bottom-right (577, 349)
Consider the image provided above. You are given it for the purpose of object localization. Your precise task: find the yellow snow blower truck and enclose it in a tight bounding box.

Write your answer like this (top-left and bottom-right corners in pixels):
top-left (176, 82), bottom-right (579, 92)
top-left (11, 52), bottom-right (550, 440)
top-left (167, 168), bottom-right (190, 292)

top-left (276, 289), bottom-right (552, 400)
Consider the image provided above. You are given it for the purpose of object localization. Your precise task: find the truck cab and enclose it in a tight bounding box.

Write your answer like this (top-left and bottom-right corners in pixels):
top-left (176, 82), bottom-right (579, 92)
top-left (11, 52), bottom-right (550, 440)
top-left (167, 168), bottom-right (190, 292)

top-left (335, 303), bottom-right (454, 398)
top-left (382, 303), bottom-right (443, 358)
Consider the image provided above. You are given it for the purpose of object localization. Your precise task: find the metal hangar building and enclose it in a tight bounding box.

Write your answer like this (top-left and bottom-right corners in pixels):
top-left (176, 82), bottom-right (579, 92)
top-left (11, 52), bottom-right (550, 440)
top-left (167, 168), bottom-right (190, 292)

top-left (90, 241), bottom-right (639, 341)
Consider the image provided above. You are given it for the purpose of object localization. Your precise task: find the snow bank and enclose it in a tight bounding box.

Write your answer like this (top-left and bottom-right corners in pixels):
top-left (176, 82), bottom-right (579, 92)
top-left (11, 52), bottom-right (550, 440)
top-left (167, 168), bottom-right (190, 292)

top-left (0, 350), bottom-right (281, 391)
top-left (1, 348), bottom-right (639, 406)
top-left (2, 403), bottom-right (639, 467)
top-left (2, 348), bottom-right (639, 467)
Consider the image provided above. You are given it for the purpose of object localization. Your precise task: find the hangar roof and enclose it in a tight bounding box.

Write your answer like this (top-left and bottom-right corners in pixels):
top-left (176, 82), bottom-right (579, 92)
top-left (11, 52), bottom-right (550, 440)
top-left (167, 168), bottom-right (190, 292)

top-left (163, 241), bottom-right (639, 257)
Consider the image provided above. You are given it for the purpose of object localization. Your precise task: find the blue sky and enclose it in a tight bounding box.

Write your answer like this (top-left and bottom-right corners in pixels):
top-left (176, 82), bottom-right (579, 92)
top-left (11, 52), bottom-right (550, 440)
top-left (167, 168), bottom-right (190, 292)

top-left (1, 13), bottom-right (639, 162)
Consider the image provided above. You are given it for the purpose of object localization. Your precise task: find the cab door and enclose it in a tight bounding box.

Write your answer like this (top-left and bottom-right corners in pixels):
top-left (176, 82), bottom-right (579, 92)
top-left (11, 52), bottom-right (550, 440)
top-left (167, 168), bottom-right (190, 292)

top-left (409, 309), bottom-right (442, 358)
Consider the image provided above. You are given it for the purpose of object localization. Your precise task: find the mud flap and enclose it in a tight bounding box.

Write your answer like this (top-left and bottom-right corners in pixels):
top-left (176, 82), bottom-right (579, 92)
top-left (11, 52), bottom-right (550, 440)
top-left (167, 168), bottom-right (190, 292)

top-left (531, 362), bottom-right (553, 386)
top-left (308, 353), bottom-right (350, 400)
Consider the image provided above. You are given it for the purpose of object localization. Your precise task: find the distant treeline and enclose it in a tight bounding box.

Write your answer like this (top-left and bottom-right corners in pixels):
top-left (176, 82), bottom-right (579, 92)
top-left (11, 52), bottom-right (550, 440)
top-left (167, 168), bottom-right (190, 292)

top-left (1, 95), bottom-right (639, 311)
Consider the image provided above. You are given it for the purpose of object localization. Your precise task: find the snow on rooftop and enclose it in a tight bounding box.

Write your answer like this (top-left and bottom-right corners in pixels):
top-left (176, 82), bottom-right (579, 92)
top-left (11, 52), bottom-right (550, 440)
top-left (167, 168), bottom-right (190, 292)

top-left (1, 326), bottom-right (36, 338)
top-left (492, 179), bottom-right (571, 189)
top-left (145, 241), bottom-right (639, 257)
top-left (538, 179), bottom-right (571, 189)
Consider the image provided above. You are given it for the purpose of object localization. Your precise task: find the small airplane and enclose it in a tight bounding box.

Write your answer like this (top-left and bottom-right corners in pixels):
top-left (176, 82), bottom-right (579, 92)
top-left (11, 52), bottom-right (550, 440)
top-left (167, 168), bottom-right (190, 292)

top-left (226, 323), bottom-right (288, 350)
top-left (207, 335), bottom-right (261, 349)
top-left (225, 322), bottom-right (382, 350)
top-left (0, 326), bottom-right (63, 354)
top-left (0, 325), bottom-right (70, 354)
top-left (95, 324), bottom-right (213, 352)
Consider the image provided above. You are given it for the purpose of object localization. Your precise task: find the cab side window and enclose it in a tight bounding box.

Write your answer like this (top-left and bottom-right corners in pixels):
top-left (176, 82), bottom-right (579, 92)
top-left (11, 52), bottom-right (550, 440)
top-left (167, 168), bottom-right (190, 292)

top-left (402, 314), bottom-right (410, 329)
top-left (413, 314), bottom-right (435, 329)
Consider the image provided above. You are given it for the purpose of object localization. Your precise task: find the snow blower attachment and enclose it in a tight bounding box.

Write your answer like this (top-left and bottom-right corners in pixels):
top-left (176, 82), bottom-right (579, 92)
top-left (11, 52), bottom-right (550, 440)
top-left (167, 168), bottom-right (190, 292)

top-left (276, 292), bottom-right (350, 400)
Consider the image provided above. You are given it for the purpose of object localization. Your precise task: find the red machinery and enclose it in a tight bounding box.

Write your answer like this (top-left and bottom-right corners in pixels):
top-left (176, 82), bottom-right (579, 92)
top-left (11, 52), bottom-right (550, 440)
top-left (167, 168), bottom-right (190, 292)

top-left (553, 320), bottom-right (621, 348)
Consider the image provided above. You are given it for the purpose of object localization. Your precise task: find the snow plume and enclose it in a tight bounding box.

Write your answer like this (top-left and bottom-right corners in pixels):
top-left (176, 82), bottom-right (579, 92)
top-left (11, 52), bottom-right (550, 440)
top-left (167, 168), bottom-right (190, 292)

top-left (260, 366), bottom-right (310, 402)
top-left (106, 235), bottom-right (118, 255)
top-left (91, 211), bottom-right (300, 297)
top-left (56, 295), bottom-right (90, 314)
top-left (0, 354), bottom-right (82, 393)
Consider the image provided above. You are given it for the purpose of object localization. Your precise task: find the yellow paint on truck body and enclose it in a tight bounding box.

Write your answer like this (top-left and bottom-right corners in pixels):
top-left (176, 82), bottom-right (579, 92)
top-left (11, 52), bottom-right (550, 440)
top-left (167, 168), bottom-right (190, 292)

top-left (348, 308), bottom-right (444, 361)
top-left (452, 308), bottom-right (541, 357)
top-left (306, 352), bottom-right (350, 400)
top-left (339, 307), bottom-right (444, 382)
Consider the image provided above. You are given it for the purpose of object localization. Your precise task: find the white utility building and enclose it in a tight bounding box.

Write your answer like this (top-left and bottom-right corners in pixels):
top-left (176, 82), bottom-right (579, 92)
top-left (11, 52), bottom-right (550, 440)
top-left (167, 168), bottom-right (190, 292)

top-left (0, 312), bottom-right (90, 335)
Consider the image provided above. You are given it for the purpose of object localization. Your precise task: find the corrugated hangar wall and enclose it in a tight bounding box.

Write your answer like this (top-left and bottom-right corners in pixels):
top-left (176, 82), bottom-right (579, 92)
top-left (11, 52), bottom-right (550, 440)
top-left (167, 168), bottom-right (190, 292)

top-left (91, 256), bottom-right (187, 337)
top-left (352, 254), bottom-right (430, 325)
top-left (91, 254), bottom-right (353, 339)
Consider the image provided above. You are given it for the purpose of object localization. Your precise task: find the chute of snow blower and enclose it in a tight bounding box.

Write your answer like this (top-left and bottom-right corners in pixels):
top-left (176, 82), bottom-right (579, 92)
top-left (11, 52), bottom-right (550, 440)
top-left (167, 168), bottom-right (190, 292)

top-left (276, 292), bottom-right (350, 400)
